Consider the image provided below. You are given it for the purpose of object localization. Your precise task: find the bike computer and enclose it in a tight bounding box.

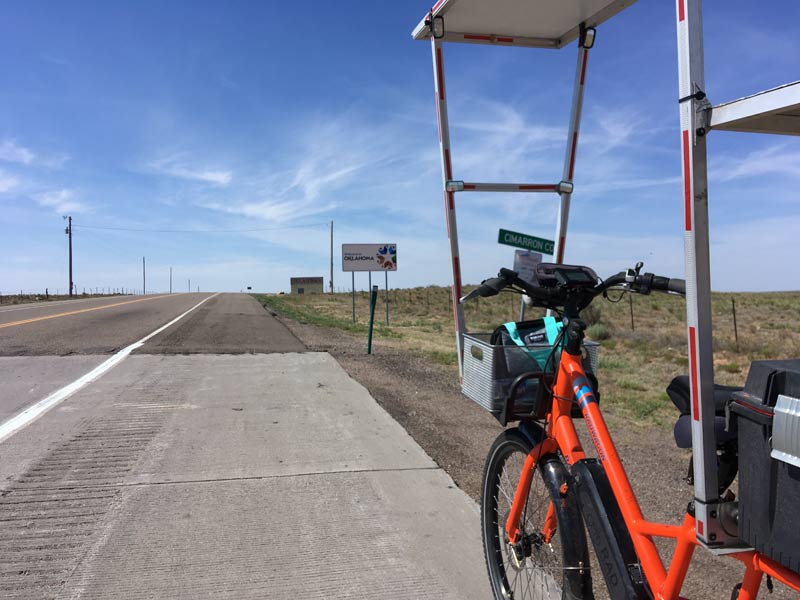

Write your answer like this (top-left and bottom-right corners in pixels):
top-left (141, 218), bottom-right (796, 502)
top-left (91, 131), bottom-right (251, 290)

top-left (535, 263), bottom-right (599, 288)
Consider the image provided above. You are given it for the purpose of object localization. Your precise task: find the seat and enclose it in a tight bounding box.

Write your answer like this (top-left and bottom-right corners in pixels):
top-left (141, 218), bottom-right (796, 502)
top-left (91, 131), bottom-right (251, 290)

top-left (666, 376), bottom-right (743, 449)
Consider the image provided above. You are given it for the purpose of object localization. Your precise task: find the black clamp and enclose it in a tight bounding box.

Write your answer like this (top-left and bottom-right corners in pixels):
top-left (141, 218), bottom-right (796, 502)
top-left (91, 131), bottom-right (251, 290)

top-left (678, 89), bottom-right (706, 104)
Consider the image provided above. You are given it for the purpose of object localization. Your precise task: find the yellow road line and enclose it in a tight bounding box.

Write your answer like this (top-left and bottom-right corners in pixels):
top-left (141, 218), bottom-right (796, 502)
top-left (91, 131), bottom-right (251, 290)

top-left (0, 295), bottom-right (171, 329)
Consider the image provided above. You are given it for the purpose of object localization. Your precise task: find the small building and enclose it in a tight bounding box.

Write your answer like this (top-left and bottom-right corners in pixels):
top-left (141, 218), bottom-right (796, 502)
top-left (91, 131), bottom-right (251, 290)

top-left (290, 277), bottom-right (324, 295)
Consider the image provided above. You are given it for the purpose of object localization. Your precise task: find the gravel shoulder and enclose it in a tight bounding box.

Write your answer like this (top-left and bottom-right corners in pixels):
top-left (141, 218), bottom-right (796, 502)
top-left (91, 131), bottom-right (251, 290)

top-left (266, 306), bottom-right (795, 599)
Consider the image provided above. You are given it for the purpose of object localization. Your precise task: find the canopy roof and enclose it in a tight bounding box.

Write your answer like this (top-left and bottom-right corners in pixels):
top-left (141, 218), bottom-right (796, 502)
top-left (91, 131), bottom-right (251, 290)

top-left (413, 0), bottom-right (638, 48)
top-left (711, 81), bottom-right (800, 136)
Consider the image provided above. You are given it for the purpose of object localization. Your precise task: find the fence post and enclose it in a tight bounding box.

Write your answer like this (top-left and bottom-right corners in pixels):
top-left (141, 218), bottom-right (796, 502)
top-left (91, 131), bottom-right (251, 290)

top-left (732, 297), bottom-right (739, 352)
top-left (629, 294), bottom-right (635, 331)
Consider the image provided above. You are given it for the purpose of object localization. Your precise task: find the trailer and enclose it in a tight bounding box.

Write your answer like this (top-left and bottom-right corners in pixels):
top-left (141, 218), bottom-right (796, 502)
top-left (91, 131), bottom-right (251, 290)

top-left (413, 0), bottom-right (800, 554)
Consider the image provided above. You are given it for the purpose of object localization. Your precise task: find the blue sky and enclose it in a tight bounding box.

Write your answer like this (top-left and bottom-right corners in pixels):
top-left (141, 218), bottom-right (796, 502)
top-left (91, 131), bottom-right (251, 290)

top-left (1, 1), bottom-right (798, 294)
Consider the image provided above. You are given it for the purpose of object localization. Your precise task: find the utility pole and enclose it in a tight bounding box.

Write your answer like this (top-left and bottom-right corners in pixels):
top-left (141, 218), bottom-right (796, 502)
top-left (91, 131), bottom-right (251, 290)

top-left (170, 267), bottom-right (172, 294)
top-left (65, 216), bottom-right (73, 297)
top-left (188, 279), bottom-right (190, 293)
top-left (142, 256), bottom-right (146, 295)
top-left (330, 220), bottom-right (334, 294)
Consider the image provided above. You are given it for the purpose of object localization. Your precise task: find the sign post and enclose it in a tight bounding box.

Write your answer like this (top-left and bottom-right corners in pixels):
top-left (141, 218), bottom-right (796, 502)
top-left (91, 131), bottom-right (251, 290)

top-left (342, 243), bottom-right (397, 326)
top-left (367, 285), bottom-right (378, 354)
top-left (498, 231), bottom-right (551, 322)
top-left (513, 250), bottom-right (543, 320)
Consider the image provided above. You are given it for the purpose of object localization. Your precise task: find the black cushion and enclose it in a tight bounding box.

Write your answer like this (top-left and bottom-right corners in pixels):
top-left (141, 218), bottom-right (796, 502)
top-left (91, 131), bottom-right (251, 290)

top-left (673, 414), bottom-right (738, 449)
top-left (666, 375), bottom-right (743, 416)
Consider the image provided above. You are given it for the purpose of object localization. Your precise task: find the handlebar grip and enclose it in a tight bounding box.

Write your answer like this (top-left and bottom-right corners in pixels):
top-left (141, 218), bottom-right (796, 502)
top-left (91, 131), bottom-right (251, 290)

top-left (667, 278), bottom-right (685, 295)
top-left (650, 275), bottom-right (685, 295)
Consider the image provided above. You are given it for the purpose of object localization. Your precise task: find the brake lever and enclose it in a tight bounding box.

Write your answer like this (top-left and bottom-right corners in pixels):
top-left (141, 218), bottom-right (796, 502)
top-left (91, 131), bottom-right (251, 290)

top-left (459, 288), bottom-right (481, 304)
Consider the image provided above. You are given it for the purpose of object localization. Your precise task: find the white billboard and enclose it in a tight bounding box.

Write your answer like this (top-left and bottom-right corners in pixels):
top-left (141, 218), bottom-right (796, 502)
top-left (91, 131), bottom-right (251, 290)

top-left (342, 244), bottom-right (397, 272)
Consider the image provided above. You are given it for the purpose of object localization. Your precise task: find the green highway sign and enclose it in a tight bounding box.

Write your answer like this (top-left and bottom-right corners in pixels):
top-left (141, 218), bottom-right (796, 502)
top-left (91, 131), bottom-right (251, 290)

top-left (497, 229), bottom-right (555, 255)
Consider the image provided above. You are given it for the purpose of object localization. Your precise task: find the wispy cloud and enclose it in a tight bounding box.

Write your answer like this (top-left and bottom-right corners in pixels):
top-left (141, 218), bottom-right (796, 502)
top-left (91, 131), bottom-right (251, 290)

top-left (0, 170), bottom-right (19, 193)
top-left (0, 139), bottom-right (35, 165)
top-left (712, 143), bottom-right (800, 182)
top-left (145, 155), bottom-right (233, 185)
top-left (202, 112), bottom-right (422, 224)
top-left (205, 198), bottom-right (336, 223)
top-left (0, 138), bottom-right (68, 169)
top-left (34, 189), bottom-right (90, 214)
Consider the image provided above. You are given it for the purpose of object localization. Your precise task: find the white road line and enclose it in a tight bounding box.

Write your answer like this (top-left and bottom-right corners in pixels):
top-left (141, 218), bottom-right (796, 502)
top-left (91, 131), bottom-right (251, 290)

top-left (0, 293), bottom-right (219, 444)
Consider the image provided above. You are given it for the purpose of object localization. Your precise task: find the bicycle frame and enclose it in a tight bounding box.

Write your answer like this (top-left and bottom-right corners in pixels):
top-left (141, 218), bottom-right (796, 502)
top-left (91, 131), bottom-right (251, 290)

top-left (504, 348), bottom-right (800, 600)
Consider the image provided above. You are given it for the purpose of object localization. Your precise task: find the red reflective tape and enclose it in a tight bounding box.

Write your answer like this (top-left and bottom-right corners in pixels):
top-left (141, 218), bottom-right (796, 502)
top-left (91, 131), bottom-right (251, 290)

top-left (697, 520), bottom-right (703, 535)
top-left (444, 148), bottom-right (453, 180)
top-left (453, 256), bottom-right (462, 296)
top-left (678, 0), bottom-right (686, 22)
top-left (436, 48), bottom-right (445, 101)
top-left (444, 192), bottom-right (452, 238)
top-left (497, 37), bottom-right (513, 43)
top-left (432, 0), bottom-right (447, 12)
top-left (519, 185), bottom-right (556, 191)
top-left (689, 326), bottom-right (700, 421)
top-left (464, 34), bottom-right (492, 41)
top-left (463, 184), bottom-right (476, 190)
top-left (435, 93), bottom-right (442, 142)
top-left (682, 130), bottom-right (692, 231)
top-left (580, 52), bottom-right (588, 86)
top-left (568, 132), bottom-right (578, 179)
top-left (447, 191), bottom-right (454, 211)
top-left (556, 236), bottom-right (565, 263)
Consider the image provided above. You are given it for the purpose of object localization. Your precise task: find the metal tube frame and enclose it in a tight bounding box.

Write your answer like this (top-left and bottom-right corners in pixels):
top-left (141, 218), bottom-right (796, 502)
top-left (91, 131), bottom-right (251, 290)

top-left (676, 0), bottom-right (738, 549)
top-left (429, 22), bottom-right (592, 375)
top-left (553, 43), bottom-right (590, 264)
top-left (431, 32), bottom-right (467, 375)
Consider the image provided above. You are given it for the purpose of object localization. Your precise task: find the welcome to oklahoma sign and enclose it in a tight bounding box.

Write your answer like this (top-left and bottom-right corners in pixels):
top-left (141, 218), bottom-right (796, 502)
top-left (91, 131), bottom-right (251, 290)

top-left (342, 244), bottom-right (397, 272)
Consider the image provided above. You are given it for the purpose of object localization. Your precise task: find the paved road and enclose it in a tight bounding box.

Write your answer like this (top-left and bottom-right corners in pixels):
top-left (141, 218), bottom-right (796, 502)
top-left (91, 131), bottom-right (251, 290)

top-left (0, 293), bottom-right (488, 599)
top-left (0, 293), bottom-right (213, 356)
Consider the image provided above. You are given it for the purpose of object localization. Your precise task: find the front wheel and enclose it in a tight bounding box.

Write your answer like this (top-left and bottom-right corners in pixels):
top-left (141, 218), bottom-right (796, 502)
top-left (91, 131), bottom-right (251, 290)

top-left (481, 427), bottom-right (592, 600)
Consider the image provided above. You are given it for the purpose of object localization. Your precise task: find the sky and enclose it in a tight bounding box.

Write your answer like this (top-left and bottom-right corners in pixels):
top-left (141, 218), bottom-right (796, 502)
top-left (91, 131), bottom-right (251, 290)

top-left (1, 1), bottom-right (798, 294)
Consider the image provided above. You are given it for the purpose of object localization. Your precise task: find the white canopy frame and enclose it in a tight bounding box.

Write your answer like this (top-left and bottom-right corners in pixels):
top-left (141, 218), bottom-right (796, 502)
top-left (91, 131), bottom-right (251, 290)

top-left (414, 0), bottom-right (800, 553)
top-left (422, 7), bottom-right (595, 377)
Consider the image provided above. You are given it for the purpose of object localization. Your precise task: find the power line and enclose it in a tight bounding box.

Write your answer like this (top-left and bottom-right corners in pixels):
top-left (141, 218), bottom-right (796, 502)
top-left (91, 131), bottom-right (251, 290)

top-left (72, 221), bottom-right (330, 234)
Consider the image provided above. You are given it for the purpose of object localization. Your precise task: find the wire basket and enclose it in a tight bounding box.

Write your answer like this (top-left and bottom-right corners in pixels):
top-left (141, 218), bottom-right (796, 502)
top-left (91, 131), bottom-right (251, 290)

top-left (462, 332), bottom-right (600, 422)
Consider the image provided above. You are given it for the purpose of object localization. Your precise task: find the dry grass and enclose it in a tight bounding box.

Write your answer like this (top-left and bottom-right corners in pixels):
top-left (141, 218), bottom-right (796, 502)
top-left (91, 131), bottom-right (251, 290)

top-left (257, 287), bottom-right (800, 427)
top-left (0, 293), bottom-right (125, 306)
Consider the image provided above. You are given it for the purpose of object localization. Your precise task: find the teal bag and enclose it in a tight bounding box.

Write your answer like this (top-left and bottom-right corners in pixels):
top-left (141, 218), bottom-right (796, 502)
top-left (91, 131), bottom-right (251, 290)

top-left (502, 316), bottom-right (563, 371)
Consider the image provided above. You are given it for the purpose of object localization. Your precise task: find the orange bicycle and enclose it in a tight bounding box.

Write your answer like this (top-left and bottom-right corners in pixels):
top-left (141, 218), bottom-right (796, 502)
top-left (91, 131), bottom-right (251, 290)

top-left (463, 263), bottom-right (800, 600)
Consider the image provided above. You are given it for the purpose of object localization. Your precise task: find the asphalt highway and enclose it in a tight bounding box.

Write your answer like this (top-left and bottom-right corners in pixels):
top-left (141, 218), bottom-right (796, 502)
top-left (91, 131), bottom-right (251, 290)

top-left (0, 292), bottom-right (488, 599)
top-left (0, 293), bottom-right (213, 356)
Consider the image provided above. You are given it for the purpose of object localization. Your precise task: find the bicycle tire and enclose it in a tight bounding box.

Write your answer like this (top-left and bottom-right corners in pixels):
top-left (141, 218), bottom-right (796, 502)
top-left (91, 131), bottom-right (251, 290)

top-left (481, 427), bottom-right (593, 600)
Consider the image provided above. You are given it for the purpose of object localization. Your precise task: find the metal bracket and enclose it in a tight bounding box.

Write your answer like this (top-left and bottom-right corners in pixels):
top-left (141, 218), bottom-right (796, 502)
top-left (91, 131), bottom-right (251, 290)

top-left (445, 180), bottom-right (464, 192)
top-left (579, 23), bottom-right (596, 49)
top-left (679, 85), bottom-right (712, 138)
top-left (425, 14), bottom-right (445, 39)
top-left (557, 180), bottom-right (574, 194)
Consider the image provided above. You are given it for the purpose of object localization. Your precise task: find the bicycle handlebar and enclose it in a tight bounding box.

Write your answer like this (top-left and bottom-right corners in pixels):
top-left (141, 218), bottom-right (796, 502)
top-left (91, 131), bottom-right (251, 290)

top-left (460, 264), bottom-right (685, 309)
